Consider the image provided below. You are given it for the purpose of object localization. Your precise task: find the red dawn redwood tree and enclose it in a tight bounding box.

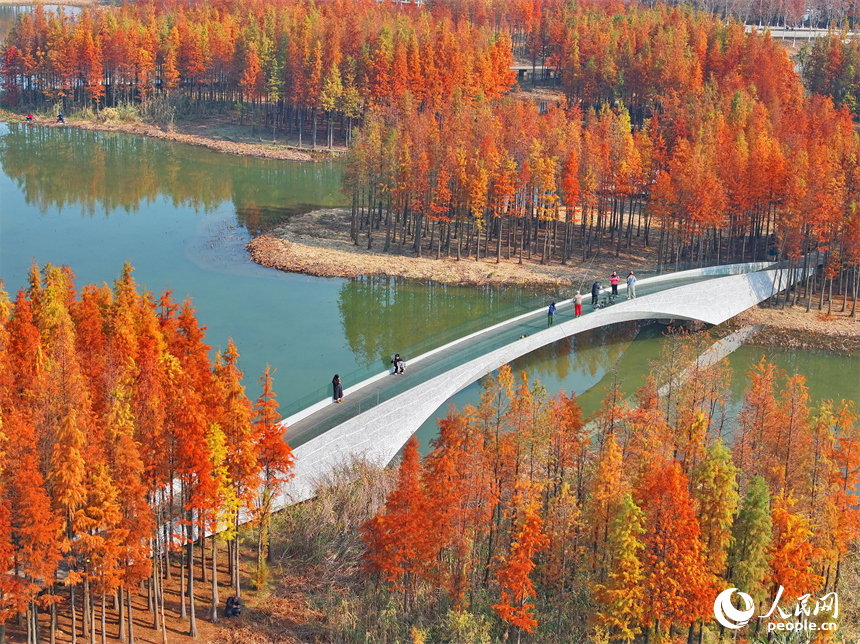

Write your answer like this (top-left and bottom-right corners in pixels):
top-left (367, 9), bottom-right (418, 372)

top-left (362, 435), bottom-right (429, 613)
top-left (492, 482), bottom-right (550, 643)
top-left (252, 365), bottom-right (293, 589)
top-left (214, 339), bottom-right (257, 603)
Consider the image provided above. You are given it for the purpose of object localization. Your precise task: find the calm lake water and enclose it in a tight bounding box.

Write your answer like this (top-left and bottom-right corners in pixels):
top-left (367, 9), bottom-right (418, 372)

top-left (0, 123), bottom-right (541, 404)
top-left (0, 123), bottom-right (856, 442)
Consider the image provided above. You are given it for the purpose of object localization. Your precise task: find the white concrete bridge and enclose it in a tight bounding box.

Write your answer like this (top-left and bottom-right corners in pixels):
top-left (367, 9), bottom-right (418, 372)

top-left (275, 260), bottom-right (812, 506)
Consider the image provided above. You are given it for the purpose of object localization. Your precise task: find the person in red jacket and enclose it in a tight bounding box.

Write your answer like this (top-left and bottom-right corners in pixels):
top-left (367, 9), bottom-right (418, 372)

top-left (609, 271), bottom-right (620, 296)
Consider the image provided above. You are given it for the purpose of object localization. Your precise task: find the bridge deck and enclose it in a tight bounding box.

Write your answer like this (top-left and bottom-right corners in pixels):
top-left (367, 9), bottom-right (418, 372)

top-left (284, 270), bottom-right (735, 448)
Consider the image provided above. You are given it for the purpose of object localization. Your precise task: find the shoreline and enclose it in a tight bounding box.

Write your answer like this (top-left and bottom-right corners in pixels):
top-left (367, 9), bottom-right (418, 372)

top-left (731, 305), bottom-right (859, 355)
top-left (2, 113), bottom-right (327, 162)
top-left (249, 208), bottom-right (859, 355)
top-left (72, 120), bottom-right (319, 162)
top-left (247, 208), bottom-right (657, 291)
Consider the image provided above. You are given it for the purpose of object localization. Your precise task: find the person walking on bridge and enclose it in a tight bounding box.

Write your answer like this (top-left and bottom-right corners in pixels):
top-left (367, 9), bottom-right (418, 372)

top-left (574, 290), bottom-right (582, 317)
top-left (547, 302), bottom-right (556, 327)
top-left (626, 271), bottom-right (637, 299)
top-left (591, 281), bottom-right (601, 307)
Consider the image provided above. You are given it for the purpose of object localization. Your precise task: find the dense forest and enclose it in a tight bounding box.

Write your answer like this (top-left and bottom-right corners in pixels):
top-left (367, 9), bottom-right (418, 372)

top-left (341, 5), bottom-right (858, 293)
top-left (0, 264), bottom-right (293, 643)
top-left (2, 1), bottom-right (860, 640)
top-left (1, 1), bottom-right (859, 305)
top-left (355, 353), bottom-right (857, 643)
top-left (801, 31), bottom-right (860, 116)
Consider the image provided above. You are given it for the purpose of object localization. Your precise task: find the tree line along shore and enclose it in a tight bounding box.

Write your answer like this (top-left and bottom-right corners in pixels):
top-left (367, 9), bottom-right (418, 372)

top-left (3, 1), bottom-right (856, 315)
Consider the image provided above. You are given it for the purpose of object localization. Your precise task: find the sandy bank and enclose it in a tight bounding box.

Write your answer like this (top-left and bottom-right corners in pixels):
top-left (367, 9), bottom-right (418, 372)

top-left (3, 113), bottom-right (321, 162)
top-left (70, 120), bottom-right (317, 162)
top-left (248, 208), bottom-right (658, 290)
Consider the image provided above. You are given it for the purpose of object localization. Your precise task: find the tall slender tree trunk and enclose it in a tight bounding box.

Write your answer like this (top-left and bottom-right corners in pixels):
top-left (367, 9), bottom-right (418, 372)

top-left (179, 541), bottom-right (186, 620)
top-left (89, 587), bottom-right (96, 644)
top-left (200, 530), bottom-right (207, 584)
top-left (151, 553), bottom-right (160, 631)
top-left (49, 601), bottom-right (56, 644)
top-left (211, 538), bottom-right (219, 624)
top-left (71, 585), bottom-right (78, 644)
top-left (311, 108), bottom-right (317, 149)
top-left (84, 578), bottom-right (92, 643)
top-left (383, 204), bottom-right (392, 252)
top-left (851, 265), bottom-right (858, 317)
top-left (118, 587), bottom-right (126, 643)
top-left (127, 588), bottom-right (135, 644)
top-left (187, 513), bottom-right (198, 638)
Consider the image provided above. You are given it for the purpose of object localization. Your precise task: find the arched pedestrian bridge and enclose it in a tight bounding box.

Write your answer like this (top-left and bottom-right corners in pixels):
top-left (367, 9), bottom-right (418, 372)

top-left (276, 261), bottom-right (811, 506)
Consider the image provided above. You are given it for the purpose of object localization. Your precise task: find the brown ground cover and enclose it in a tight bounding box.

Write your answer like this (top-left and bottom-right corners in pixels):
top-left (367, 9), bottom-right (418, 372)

top-left (734, 299), bottom-right (860, 354)
top-left (3, 542), bottom-right (317, 644)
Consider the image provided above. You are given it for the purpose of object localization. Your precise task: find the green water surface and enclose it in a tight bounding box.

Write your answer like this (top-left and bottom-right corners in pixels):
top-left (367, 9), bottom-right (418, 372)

top-left (0, 123), bottom-right (543, 403)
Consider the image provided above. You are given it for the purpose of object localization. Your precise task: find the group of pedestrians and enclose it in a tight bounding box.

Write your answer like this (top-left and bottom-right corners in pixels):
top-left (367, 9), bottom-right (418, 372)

top-left (556, 269), bottom-right (638, 322)
top-left (331, 352), bottom-right (408, 403)
top-left (605, 270), bottom-right (637, 299)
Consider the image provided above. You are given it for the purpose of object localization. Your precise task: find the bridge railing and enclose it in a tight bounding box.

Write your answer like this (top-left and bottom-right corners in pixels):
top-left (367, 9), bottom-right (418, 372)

top-left (280, 265), bottom-right (675, 421)
top-left (279, 291), bottom-right (555, 420)
top-left (287, 319), bottom-right (536, 445)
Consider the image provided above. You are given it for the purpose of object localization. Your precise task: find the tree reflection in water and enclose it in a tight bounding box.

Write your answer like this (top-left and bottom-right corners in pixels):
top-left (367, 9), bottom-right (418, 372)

top-left (337, 275), bottom-right (538, 367)
top-left (0, 123), bottom-right (343, 231)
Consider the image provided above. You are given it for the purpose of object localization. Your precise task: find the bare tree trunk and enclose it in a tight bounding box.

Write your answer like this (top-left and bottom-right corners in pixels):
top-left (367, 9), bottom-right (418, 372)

top-left (200, 529), bottom-right (207, 585)
top-left (49, 601), bottom-right (56, 644)
top-left (179, 541), bottom-right (186, 620)
top-left (187, 513), bottom-right (198, 638)
top-left (118, 587), bottom-right (126, 643)
top-left (71, 585), bottom-right (78, 644)
top-left (211, 538), bottom-right (219, 624)
top-left (127, 588), bottom-right (135, 644)
top-left (84, 578), bottom-right (91, 643)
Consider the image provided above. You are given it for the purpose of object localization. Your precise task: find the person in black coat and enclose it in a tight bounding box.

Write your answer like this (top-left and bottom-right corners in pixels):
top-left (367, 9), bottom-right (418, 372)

top-left (225, 595), bottom-right (242, 617)
top-left (591, 281), bottom-right (601, 306)
top-left (332, 374), bottom-right (344, 403)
